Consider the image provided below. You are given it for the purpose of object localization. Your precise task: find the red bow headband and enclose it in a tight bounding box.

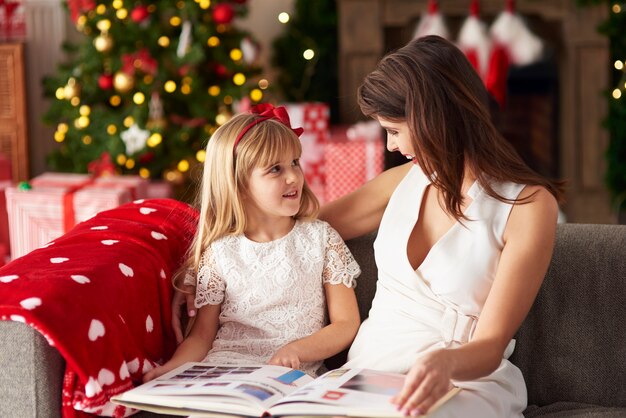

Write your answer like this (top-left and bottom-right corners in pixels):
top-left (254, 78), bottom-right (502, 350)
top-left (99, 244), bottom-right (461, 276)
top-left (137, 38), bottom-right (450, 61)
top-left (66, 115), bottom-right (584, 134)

top-left (233, 104), bottom-right (304, 153)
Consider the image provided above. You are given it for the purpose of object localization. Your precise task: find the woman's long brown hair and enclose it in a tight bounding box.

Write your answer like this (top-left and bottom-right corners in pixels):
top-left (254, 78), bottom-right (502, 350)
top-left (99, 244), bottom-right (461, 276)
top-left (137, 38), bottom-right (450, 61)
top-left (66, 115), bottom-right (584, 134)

top-left (358, 35), bottom-right (565, 221)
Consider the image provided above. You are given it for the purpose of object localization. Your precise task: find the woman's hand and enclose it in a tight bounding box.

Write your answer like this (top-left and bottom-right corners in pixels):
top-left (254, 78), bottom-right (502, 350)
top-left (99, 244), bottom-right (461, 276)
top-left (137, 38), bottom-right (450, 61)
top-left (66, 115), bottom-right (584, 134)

top-left (171, 284), bottom-right (196, 344)
top-left (391, 349), bottom-right (455, 416)
top-left (268, 343), bottom-right (302, 370)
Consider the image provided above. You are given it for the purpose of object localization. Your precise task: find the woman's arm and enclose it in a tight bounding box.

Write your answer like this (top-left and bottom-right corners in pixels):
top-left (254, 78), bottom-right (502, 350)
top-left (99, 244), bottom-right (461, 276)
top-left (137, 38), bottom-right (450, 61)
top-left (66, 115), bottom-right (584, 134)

top-left (268, 283), bottom-right (360, 369)
top-left (319, 163), bottom-right (411, 240)
top-left (144, 303), bottom-right (221, 381)
top-left (392, 186), bottom-right (559, 414)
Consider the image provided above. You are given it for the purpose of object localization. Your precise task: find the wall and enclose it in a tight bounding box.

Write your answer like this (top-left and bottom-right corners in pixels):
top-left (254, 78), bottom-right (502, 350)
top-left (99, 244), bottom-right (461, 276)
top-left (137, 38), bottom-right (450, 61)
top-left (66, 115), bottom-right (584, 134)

top-left (23, 0), bottom-right (294, 177)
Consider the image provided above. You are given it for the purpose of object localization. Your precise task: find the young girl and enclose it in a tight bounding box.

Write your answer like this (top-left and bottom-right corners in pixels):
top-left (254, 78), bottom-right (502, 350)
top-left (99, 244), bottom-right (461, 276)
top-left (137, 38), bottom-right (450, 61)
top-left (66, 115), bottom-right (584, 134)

top-left (144, 104), bottom-right (360, 381)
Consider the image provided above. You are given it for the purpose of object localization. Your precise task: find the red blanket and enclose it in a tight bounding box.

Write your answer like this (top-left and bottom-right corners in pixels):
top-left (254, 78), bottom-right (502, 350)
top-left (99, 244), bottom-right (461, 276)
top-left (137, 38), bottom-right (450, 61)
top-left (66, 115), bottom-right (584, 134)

top-left (0, 198), bottom-right (198, 417)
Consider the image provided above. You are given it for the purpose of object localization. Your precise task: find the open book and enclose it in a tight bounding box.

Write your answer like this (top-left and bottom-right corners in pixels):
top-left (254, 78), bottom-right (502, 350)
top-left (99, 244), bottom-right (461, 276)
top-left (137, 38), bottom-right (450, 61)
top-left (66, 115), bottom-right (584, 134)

top-left (111, 362), bottom-right (460, 417)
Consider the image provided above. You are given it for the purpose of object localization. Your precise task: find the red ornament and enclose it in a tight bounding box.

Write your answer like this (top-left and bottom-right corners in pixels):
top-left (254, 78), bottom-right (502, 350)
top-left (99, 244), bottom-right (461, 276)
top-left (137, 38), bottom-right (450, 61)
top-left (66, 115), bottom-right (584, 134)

top-left (130, 5), bottom-right (149, 23)
top-left (213, 63), bottom-right (229, 78)
top-left (138, 152), bottom-right (155, 164)
top-left (178, 65), bottom-right (190, 77)
top-left (98, 74), bottom-right (114, 90)
top-left (88, 152), bottom-right (116, 177)
top-left (212, 4), bottom-right (234, 24)
top-left (67, 0), bottom-right (96, 23)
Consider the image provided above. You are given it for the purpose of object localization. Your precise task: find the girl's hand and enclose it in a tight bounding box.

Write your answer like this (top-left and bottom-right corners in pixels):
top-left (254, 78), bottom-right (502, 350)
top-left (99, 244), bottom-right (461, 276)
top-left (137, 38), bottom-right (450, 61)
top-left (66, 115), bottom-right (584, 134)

top-left (268, 344), bottom-right (301, 370)
top-left (171, 284), bottom-right (196, 344)
top-left (390, 349), bottom-right (455, 416)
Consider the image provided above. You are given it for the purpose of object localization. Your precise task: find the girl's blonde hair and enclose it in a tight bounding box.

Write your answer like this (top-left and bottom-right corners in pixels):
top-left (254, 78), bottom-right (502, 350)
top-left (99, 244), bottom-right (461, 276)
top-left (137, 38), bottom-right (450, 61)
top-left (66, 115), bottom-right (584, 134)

top-left (174, 112), bottom-right (319, 289)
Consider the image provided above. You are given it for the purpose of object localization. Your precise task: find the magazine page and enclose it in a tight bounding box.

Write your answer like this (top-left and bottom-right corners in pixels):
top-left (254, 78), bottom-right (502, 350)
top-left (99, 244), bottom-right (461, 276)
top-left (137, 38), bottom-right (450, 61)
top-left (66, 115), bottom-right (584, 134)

top-left (112, 363), bottom-right (314, 416)
top-left (270, 368), bottom-right (460, 417)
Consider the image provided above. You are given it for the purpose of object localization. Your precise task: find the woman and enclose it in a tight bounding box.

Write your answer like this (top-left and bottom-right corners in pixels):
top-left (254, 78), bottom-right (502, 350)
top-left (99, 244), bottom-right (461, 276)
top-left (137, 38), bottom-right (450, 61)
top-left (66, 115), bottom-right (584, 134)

top-left (174, 35), bottom-right (563, 417)
top-left (319, 36), bottom-right (563, 417)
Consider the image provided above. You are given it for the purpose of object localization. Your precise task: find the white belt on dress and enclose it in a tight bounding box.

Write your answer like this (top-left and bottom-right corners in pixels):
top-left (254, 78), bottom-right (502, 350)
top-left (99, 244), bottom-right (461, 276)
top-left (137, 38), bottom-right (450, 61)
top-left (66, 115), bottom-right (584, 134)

top-left (441, 305), bottom-right (477, 345)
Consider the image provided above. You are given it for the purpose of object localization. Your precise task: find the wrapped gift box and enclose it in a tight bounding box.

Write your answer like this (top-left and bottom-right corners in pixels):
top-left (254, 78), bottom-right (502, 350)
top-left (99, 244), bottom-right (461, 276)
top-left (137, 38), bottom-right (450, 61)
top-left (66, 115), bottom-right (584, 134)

top-left (6, 173), bottom-right (149, 259)
top-left (0, 0), bottom-right (26, 41)
top-left (283, 102), bottom-right (329, 203)
top-left (324, 125), bottom-right (385, 202)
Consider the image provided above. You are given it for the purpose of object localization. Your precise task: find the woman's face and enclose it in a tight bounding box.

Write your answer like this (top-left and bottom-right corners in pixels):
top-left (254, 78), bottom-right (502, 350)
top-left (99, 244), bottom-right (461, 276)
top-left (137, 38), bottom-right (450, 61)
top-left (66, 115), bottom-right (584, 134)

top-left (377, 117), bottom-right (416, 163)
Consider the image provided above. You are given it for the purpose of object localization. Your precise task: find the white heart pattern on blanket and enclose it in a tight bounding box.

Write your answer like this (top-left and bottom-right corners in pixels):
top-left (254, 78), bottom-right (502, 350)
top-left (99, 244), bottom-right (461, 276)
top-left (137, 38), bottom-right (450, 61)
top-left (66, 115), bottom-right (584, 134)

top-left (126, 358), bottom-right (140, 374)
top-left (118, 263), bottom-right (134, 277)
top-left (88, 319), bottom-right (105, 341)
top-left (20, 297), bottom-right (42, 310)
top-left (146, 315), bottom-right (154, 333)
top-left (9, 315), bottom-right (25, 322)
top-left (119, 361), bottom-right (130, 380)
top-left (0, 275), bottom-right (19, 283)
top-left (50, 257), bottom-right (69, 264)
top-left (91, 226), bottom-right (108, 230)
top-left (97, 368), bottom-right (116, 386)
top-left (139, 207), bottom-right (156, 215)
top-left (85, 376), bottom-right (103, 397)
top-left (150, 231), bottom-right (167, 240)
top-left (160, 269), bottom-right (166, 279)
top-left (101, 239), bottom-right (119, 246)
top-left (134, 199), bottom-right (145, 204)
top-left (71, 275), bottom-right (91, 284)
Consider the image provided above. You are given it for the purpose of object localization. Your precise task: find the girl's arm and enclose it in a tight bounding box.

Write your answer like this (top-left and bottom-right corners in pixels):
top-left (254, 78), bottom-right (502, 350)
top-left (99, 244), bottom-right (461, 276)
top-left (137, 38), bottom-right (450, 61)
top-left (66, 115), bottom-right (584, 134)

top-left (319, 162), bottom-right (411, 240)
top-left (268, 282), bottom-right (360, 369)
top-left (144, 303), bottom-right (221, 382)
top-left (392, 186), bottom-right (559, 415)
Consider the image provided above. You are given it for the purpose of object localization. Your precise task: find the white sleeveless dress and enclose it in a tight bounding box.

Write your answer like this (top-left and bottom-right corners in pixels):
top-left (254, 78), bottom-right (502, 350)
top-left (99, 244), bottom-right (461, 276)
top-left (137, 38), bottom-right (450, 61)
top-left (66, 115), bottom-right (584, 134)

top-left (345, 165), bottom-right (527, 417)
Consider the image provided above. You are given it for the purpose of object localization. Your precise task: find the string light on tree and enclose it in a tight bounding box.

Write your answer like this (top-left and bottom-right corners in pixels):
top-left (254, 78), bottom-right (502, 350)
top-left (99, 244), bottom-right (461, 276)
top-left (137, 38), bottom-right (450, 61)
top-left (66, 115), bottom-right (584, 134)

top-left (303, 49), bottom-right (315, 60)
top-left (278, 12), bottom-right (290, 23)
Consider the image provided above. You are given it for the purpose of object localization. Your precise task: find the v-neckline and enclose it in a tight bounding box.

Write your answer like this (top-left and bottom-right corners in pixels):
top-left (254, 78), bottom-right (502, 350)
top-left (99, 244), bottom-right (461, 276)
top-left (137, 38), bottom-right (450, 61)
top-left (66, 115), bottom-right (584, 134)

top-left (408, 175), bottom-right (481, 273)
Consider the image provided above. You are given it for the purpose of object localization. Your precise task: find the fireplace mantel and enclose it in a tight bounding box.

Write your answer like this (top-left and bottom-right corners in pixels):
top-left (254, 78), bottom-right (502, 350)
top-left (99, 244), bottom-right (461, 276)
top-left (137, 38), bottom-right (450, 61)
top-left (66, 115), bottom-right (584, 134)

top-left (337, 0), bottom-right (611, 223)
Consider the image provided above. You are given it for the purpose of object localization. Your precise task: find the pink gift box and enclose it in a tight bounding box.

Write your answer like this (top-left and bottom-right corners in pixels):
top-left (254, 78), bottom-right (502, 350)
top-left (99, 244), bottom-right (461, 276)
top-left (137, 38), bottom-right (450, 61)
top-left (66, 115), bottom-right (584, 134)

top-left (283, 102), bottom-right (329, 203)
top-left (30, 172), bottom-right (148, 200)
top-left (6, 173), bottom-right (149, 259)
top-left (324, 126), bottom-right (385, 202)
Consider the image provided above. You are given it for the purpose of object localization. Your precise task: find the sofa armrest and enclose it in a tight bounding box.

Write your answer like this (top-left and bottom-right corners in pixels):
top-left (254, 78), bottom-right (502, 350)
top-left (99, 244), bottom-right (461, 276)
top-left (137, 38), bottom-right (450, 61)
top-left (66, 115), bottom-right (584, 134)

top-left (0, 321), bottom-right (64, 418)
top-left (510, 223), bottom-right (626, 408)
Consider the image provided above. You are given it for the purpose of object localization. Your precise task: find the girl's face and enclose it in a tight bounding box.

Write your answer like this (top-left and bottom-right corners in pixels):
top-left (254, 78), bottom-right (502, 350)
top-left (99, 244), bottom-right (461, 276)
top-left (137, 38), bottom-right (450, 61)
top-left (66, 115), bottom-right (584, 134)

top-left (244, 152), bottom-right (304, 222)
top-left (377, 117), bottom-right (416, 163)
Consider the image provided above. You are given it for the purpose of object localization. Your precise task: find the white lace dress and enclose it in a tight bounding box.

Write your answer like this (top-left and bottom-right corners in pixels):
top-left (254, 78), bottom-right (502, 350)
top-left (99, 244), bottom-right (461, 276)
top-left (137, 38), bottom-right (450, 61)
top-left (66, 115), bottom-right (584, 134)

top-left (193, 219), bottom-right (360, 376)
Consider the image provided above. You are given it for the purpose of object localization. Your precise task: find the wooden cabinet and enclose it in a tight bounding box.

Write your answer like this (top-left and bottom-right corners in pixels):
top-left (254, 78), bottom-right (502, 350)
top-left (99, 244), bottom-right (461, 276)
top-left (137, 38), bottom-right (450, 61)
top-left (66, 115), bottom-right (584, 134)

top-left (0, 42), bottom-right (29, 181)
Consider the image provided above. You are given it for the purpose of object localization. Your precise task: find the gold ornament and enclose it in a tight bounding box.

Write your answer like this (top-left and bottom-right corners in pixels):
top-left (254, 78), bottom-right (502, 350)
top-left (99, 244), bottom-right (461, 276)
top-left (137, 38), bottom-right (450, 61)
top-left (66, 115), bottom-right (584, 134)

top-left (94, 32), bottom-right (113, 52)
top-left (64, 77), bottom-right (81, 100)
top-left (113, 71), bottom-right (134, 93)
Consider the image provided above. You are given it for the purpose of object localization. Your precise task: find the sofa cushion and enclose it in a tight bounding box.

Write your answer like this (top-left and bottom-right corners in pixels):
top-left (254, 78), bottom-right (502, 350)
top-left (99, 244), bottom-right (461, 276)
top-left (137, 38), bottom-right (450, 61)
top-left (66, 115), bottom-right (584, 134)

top-left (510, 224), bottom-right (626, 408)
top-left (524, 402), bottom-right (626, 417)
top-left (0, 198), bottom-right (198, 416)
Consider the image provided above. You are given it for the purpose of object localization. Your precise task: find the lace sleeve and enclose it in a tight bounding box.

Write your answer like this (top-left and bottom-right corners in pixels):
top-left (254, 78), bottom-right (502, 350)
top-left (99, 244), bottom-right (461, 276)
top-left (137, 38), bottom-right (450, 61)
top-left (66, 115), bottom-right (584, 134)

top-left (322, 223), bottom-right (361, 288)
top-left (195, 247), bottom-right (226, 308)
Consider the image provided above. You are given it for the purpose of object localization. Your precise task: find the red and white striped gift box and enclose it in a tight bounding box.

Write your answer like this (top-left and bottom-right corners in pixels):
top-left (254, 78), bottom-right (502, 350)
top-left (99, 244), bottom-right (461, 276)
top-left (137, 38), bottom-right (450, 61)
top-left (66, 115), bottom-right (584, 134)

top-left (6, 173), bottom-right (148, 259)
top-left (324, 126), bottom-right (385, 202)
top-left (283, 102), bottom-right (329, 203)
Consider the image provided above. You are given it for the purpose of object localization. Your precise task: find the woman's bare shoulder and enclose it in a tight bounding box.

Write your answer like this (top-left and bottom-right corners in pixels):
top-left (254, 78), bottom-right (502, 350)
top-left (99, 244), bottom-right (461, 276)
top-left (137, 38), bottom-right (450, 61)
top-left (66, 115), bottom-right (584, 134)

top-left (504, 185), bottom-right (559, 243)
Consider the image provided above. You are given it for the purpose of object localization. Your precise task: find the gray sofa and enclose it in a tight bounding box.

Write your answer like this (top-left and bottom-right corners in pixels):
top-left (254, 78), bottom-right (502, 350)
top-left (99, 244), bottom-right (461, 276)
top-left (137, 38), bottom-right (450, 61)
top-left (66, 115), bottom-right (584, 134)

top-left (1, 223), bottom-right (625, 417)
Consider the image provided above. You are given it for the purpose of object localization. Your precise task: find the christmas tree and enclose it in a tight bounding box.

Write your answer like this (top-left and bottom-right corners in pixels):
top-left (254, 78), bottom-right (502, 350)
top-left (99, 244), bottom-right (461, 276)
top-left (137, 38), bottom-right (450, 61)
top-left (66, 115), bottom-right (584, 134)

top-left (271, 0), bottom-right (339, 122)
top-left (43, 0), bottom-right (262, 184)
top-left (576, 0), bottom-right (626, 211)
